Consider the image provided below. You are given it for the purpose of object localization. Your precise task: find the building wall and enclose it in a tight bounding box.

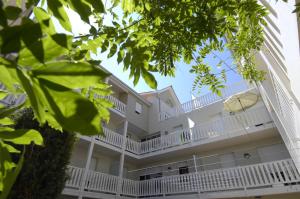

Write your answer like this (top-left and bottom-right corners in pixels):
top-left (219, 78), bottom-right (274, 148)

top-left (69, 142), bottom-right (89, 168)
top-left (90, 153), bottom-right (119, 175)
top-left (125, 93), bottom-right (150, 133)
top-left (255, 0), bottom-right (300, 171)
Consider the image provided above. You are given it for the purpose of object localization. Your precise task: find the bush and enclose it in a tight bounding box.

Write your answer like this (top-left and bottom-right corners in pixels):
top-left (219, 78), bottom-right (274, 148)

top-left (8, 109), bottom-right (76, 199)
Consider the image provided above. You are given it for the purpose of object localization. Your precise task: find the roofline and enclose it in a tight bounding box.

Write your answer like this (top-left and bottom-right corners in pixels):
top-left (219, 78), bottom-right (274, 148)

top-left (140, 86), bottom-right (182, 106)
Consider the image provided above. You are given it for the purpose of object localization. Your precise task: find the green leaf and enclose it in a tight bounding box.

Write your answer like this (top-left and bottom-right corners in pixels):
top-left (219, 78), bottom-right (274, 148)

top-left (1, 143), bottom-right (20, 154)
top-left (67, 0), bottom-right (91, 23)
top-left (0, 102), bottom-right (26, 119)
top-left (0, 140), bottom-right (15, 193)
top-left (0, 127), bottom-right (43, 145)
top-left (0, 25), bottom-right (22, 53)
top-left (4, 6), bottom-right (22, 20)
top-left (145, 3), bottom-right (151, 11)
top-left (18, 34), bottom-right (72, 67)
top-left (133, 67), bottom-right (140, 86)
top-left (0, 146), bottom-right (24, 199)
top-left (121, 0), bottom-right (135, 13)
top-left (85, 0), bottom-right (105, 13)
top-left (16, 69), bottom-right (47, 125)
top-left (33, 7), bottom-right (56, 34)
top-left (21, 18), bottom-right (44, 60)
top-left (38, 79), bottom-right (102, 135)
top-left (0, 6), bottom-right (8, 28)
top-left (141, 68), bottom-right (157, 89)
top-left (47, 0), bottom-right (72, 32)
top-left (0, 58), bottom-right (20, 92)
top-left (108, 44), bottom-right (117, 58)
top-left (123, 52), bottom-right (131, 70)
top-left (31, 61), bottom-right (109, 89)
top-left (117, 50), bottom-right (124, 64)
top-left (0, 117), bottom-right (14, 125)
top-left (0, 90), bottom-right (7, 100)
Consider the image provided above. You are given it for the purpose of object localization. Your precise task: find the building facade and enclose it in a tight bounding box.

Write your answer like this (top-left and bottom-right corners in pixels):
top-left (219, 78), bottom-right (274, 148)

top-left (1, 0), bottom-right (298, 199)
top-left (61, 1), bottom-right (300, 198)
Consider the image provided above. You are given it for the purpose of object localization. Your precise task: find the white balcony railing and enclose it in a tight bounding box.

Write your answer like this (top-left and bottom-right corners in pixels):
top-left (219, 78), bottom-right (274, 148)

top-left (126, 138), bottom-right (141, 155)
top-left (95, 94), bottom-right (126, 115)
top-left (258, 67), bottom-right (300, 170)
top-left (159, 81), bottom-right (253, 121)
top-left (65, 166), bottom-right (84, 188)
top-left (65, 159), bottom-right (300, 197)
top-left (84, 170), bottom-right (119, 193)
top-left (89, 107), bottom-right (272, 156)
top-left (128, 107), bottom-right (273, 155)
top-left (95, 127), bottom-right (124, 149)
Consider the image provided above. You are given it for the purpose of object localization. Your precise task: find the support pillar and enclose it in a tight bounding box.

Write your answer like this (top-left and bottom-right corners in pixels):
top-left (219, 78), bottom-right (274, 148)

top-left (78, 137), bottom-right (95, 199)
top-left (116, 120), bottom-right (128, 198)
top-left (193, 155), bottom-right (198, 173)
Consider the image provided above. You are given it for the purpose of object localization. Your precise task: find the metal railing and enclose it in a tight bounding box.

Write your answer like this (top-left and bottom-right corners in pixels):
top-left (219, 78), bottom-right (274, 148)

top-left (159, 81), bottom-right (253, 121)
top-left (127, 107), bottom-right (273, 155)
top-left (65, 166), bottom-right (84, 188)
top-left (95, 94), bottom-right (127, 115)
top-left (94, 127), bottom-right (124, 149)
top-left (65, 159), bottom-right (300, 197)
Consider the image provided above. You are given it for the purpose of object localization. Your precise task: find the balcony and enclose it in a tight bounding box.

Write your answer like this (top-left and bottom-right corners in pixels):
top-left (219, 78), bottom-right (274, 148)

top-left (65, 159), bottom-right (300, 198)
top-left (127, 107), bottom-right (273, 155)
top-left (94, 127), bottom-right (124, 149)
top-left (94, 94), bottom-right (127, 115)
top-left (159, 81), bottom-right (254, 121)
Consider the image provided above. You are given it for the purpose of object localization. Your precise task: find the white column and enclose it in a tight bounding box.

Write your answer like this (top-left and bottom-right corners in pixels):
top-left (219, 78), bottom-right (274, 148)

top-left (193, 155), bottom-right (198, 173)
top-left (78, 137), bottom-right (95, 199)
top-left (116, 120), bottom-right (128, 198)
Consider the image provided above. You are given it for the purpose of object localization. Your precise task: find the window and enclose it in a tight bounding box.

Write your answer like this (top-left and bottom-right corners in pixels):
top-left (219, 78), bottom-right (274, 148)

top-left (179, 166), bottom-right (189, 175)
top-left (141, 133), bottom-right (160, 142)
top-left (140, 173), bottom-right (162, 181)
top-left (135, 102), bottom-right (142, 114)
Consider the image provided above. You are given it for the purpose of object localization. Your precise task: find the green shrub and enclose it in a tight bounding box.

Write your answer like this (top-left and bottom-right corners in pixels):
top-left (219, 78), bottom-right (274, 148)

top-left (8, 109), bottom-right (76, 199)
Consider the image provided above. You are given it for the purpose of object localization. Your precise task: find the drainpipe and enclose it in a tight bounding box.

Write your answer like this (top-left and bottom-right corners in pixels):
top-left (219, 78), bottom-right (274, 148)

top-left (78, 137), bottom-right (95, 199)
top-left (116, 120), bottom-right (128, 198)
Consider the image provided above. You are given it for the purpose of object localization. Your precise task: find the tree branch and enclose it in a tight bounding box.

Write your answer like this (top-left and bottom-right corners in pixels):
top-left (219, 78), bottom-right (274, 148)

top-left (74, 18), bottom-right (144, 39)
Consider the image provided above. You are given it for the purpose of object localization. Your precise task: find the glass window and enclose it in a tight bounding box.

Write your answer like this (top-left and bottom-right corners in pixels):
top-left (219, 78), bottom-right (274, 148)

top-left (135, 102), bottom-right (142, 114)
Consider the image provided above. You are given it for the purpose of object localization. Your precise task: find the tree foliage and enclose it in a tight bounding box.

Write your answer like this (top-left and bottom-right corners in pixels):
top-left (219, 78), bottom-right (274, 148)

top-left (8, 109), bottom-right (76, 199)
top-left (0, 0), bottom-right (270, 196)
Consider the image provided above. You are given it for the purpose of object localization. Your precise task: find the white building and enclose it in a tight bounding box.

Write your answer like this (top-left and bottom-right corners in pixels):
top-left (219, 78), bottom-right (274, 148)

top-left (61, 1), bottom-right (300, 198)
top-left (0, 0), bottom-right (292, 199)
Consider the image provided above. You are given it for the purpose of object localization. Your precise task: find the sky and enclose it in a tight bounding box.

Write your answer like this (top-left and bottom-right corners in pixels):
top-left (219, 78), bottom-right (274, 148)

top-left (54, 6), bottom-right (243, 103)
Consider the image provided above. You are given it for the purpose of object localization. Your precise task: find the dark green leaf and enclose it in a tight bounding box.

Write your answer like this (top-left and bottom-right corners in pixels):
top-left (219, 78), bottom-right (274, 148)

top-left (4, 6), bottom-right (22, 20)
top-left (33, 7), bottom-right (56, 34)
top-left (108, 44), bottom-right (117, 58)
top-left (39, 79), bottom-right (102, 135)
top-left (47, 0), bottom-right (72, 32)
top-left (0, 127), bottom-right (43, 145)
top-left (0, 147), bottom-right (24, 198)
top-left (141, 68), bottom-right (157, 89)
top-left (68, 0), bottom-right (91, 23)
top-left (31, 61), bottom-right (108, 89)
top-left (20, 19), bottom-right (43, 63)
top-left (18, 34), bottom-right (72, 67)
top-left (85, 0), bottom-right (105, 13)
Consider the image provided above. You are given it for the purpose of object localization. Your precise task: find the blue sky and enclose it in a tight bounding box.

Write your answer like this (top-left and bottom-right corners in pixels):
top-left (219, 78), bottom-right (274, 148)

top-left (97, 50), bottom-right (242, 103)
top-left (55, 7), bottom-right (243, 103)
